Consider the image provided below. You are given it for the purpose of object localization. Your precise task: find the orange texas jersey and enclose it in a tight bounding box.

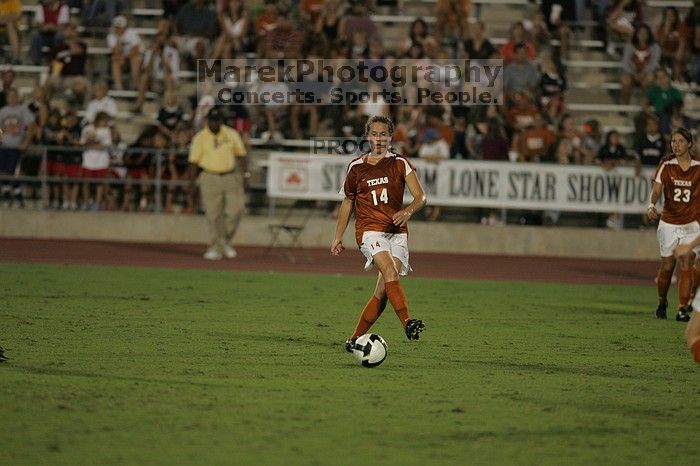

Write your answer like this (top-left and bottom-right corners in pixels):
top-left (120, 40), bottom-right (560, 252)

top-left (343, 152), bottom-right (415, 245)
top-left (652, 155), bottom-right (700, 225)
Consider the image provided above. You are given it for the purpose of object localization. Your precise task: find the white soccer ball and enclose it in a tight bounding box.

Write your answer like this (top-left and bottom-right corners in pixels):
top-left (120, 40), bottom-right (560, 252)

top-left (352, 333), bottom-right (388, 368)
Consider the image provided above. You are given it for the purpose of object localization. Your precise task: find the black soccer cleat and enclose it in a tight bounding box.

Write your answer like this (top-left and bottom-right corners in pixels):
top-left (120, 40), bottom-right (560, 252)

top-left (345, 338), bottom-right (356, 353)
top-left (405, 319), bottom-right (425, 340)
top-left (656, 302), bottom-right (668, 319)
top-left (0, 346), bottom-right (7, 362)
top-left (676, 308), bottom-right (692, 322)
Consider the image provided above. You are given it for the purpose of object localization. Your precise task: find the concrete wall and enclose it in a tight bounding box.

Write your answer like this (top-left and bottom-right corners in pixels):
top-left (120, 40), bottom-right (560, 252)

top-left (0, 209), bottom-right (659, 260)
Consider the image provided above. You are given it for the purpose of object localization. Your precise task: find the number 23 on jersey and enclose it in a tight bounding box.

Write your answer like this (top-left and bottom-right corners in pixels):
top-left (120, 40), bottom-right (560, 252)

top-left (673, 188), bottom-right (691, 203)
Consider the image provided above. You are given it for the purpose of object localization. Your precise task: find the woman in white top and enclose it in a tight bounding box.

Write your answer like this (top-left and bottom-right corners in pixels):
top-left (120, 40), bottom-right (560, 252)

top-left (107, 16), bottom-right (142, 90)
top-left (212, 0), bottom-right (249, 59)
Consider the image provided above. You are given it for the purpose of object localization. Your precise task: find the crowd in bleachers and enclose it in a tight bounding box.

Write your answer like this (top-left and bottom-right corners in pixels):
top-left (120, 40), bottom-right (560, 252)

top-left (0, 0), bottom-right (698, 222)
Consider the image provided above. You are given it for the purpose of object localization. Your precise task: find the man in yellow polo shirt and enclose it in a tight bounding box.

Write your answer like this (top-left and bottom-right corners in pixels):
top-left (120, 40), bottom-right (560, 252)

top-left (189, 107), bottom-right (247, 260)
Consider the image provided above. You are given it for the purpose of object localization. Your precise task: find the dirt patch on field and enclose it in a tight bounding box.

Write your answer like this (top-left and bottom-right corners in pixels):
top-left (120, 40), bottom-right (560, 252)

top-left (0, 238), bottom-right (659, 286)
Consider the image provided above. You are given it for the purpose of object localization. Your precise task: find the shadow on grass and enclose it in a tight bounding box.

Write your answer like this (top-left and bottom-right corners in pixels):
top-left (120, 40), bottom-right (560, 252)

top-left (5, 364), bottom-right (227, 387)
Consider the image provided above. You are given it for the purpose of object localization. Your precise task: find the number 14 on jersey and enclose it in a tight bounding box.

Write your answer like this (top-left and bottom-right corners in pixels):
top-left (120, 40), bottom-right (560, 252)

top-left (371, 188), bottom-right (388, 206)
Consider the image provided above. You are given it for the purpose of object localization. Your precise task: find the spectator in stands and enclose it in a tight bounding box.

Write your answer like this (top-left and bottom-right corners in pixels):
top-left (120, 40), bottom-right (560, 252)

top-left (417, 127), bottom-right (449, 221)
top-left (538, 55), bottom-right (567, 123)
top-left (656, 6), bottom-right (687, 82)
top-left (262, 15), bottom-right (305, 58)
top-left (134, 32), bottom-right (180, 113)
top-left (80, 111), bottom-right (112, 210)
top-left (163, 0), bottom-right (188, 19)
top-left (255, 0), bottom-right (281, 52)
top-left (122, 126), bottom-right (156, 211)
top-left (596, 129), bottom-right (627, 169)
top-left (41, 108), bottom-right (64, 208)
top-left (685, 6), bottom-right (700, 85)
top-left (607, 0), bottom-right (643, 54)
top-left (175, 0), bottom-right (219, 67)
top-left (164, 123), bottom-right (195, 213)
top-left (0, 68), bottom-right (15, 108)
top-left (399, 18), bottom-right (430, 56)
top-left (85, 0), bottom-right (127, 27)
top-left (29, 0), bottom-right (70, 66)
top-left (188, 106), bottom-right (248, 260)
top-left (580, 118), bottom-right (602, 163)
top-left (645, 68), bottom-right (683, 125)
top-left (315, 0), bottom-right (342, 53)
top-left (664, 100), bottom-right (693, 137)
top-left (636, 115), bottom-right (665, 169)
top-left (513, 112), bottom-right (556, 163)
top-left (450, 113), bottom-right (470, 159)
top-left (0, 89), bottom-right (35, 206)
top-left (157, 90), bottom-right (185, 141)
top-left (46, 21), bottom-right (90, 105)
top-left (463, 20), bottom-right (496, 61)
top-left (56, 109), bottom-right (81, 209)
top-left (620, 23), bottom-right (659, 106)
top-left (299, 0), bottom-right (324, 25)
top-left (107, 15), bottom-right (143, 91)
top-left (339, 0), bottom-right (380, 44)
top-left (540, 0), bottom-right (575, 63)
top-left (0, 0), bottom-right (21, 64)
top-left (481, 117), bottom-right (509, 162)
top-left (500, 22), bottom-right (537, 64)
top-left (636, 115), bottom-right (664, 227)
top-left (506, 91), bottom-right (539, 134)
top-left (104, 140), bottom-right (126, 211)
top-left (465, 104), bottom-right (497, 159)
top-left (555, 113), bottom-right (584, 164)
top-left (259, 77), bottom-right (289, 142)
top-left (358, 82), bottom-right (390, 121)
top-left (503, 43), bottom-right (540, 98)
top-left (597, 130), bottom-right (628, 229)
top-left (26, 86), bottom-right (49, 134)
top-left (435, 0), bottom-right (470, 46)
top-left (212, 0), bottom-right (249, 59)
top-left (84, 80), bottom-right (118, 124)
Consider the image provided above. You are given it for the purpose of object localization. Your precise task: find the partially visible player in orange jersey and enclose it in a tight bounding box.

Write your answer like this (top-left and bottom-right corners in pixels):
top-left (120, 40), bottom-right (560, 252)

top-left (674, 236), bottom-right (700, 365)
top-left (331, 115), bottom-right (427, 352)
top-left (648, 127), bottom-right (700, 322)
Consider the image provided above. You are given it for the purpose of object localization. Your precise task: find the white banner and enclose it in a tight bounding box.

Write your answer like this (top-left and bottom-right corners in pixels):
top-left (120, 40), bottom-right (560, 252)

top-left (266, 153), bottom-right (653, 214)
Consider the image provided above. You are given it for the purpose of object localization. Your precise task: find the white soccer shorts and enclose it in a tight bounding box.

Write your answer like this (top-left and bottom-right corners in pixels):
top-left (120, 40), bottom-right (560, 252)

top-left (657, 220), bottom-right (700, 258)
top-left (359, 231), bottom-right (411, 276)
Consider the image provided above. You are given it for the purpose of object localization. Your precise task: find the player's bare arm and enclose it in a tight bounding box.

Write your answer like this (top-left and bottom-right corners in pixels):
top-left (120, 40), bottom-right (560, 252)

top-left (647, 181), bottom-right (662, 222)
top-left (392, 171), bottom-right (426, 227)
top-left (331, 197), bottom-right (354, 255)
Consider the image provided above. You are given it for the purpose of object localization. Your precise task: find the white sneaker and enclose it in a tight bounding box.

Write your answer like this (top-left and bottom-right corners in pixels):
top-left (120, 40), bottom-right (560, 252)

top-left (203, 247), bottom-right (222, 260)
top-left (222, 245), bottom-right (237, 259)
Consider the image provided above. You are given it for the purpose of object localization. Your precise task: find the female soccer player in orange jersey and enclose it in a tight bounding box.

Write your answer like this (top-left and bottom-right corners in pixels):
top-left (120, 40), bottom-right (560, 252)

top-left (674, 236), bottom-right (700, 365)
top-left (331, 115), bottom-right (427, 351)
top-left (648, 128), bottom-right (700, 322)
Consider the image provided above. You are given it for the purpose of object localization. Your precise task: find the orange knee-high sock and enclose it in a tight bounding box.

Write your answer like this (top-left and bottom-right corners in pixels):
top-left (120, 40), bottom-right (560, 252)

top-left (385, 280), bottom-right (410, 327)
top-left (679, 269), bottom-right (693, 308)
top-left (350, 295), bottom-right (388, 340)
top-left (657, 270), bottom-right (673, 304)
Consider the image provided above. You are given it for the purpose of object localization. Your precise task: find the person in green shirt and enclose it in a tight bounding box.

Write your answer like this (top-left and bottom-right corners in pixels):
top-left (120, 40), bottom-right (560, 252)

top-left (645, 68), bottom-right (683, 117)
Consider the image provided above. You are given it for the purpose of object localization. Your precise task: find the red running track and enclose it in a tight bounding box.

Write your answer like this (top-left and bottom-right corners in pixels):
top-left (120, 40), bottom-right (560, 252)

top-left (0, 238), bottom-right (658, 286)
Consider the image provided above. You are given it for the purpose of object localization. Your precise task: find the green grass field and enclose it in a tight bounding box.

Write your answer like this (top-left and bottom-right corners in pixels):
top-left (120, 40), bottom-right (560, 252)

top-left (1, 263), bottom-right (699, 466)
